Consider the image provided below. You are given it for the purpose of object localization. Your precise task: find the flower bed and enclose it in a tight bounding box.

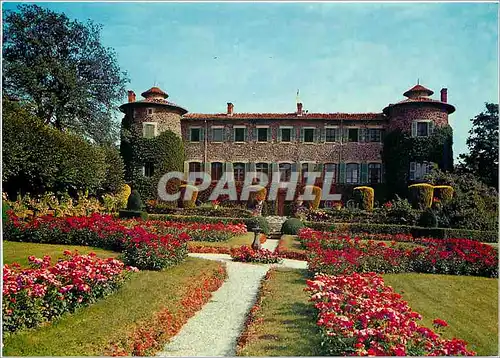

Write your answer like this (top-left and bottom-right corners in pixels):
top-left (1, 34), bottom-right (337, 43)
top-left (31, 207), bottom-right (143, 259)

top-left (230, 246), bottom-right (283, 264)
top-left (188, 245), bottom-right (231, 254)
top-left (274, 236), bottom-right (307, 261)
top-left (3, 251), bottom-right (137, 333)
top-left (300, 228), bottom-right (498, 278)
top-left (104, 264), bottom-right (227, 356)
top-left (306, 272), bottom-right (476, 356)
top-left (4, 213), bottom-right (244, 269)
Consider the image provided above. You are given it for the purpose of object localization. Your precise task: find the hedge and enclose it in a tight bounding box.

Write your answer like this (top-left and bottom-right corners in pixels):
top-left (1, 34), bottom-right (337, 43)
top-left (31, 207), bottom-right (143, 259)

top-left (353, 186), bottom-right (374, 211)
top-left (408, 183), bottom-right (434, 210)
top-left (147, 214), bottom-right (270, 234)
top-left (145, 205), bottom-right (253, 218)
top-left (304, 221), bottom-right (497, 243)
top-left (433, 185), bottom-right (454, 203)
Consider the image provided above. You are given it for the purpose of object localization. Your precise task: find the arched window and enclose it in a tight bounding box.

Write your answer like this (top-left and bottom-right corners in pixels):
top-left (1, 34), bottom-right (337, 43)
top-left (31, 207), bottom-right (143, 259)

top-left (279, 163), bottom-right (292, 181)
top-left (211, 162), bottom-right (223, 181)
top-left (256, 162), bottom-right (270, 182)
top-left (233, 162), bottom-right (246, 182)
top-left (188, 162), bottom-right (202, 182)
top-left (346, 163), bottom-right (359, 184)
top-left (323, 163), bottom-right (337, 183)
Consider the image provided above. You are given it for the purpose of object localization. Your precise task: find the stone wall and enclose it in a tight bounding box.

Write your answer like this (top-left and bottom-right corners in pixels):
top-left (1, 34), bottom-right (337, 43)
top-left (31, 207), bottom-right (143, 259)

top-left (387, 105), bottom-right (449, 133)
top-left (131, 106), bottom-right (183, 137)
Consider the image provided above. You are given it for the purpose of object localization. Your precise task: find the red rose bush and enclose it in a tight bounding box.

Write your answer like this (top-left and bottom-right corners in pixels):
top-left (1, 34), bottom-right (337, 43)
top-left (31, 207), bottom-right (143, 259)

top-left (230, 245), bottom-right (283, 264)
top-left (3, 251), bottom-right (137, 333)
top-left (306, 272), bottom-right (476, 356)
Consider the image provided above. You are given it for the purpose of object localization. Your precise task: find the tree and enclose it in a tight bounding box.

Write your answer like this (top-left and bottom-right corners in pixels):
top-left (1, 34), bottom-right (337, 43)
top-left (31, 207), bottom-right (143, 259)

top-left (457, 103), bottom-right (499, 189)
top-left (2, 4), bottom-right (129, 144)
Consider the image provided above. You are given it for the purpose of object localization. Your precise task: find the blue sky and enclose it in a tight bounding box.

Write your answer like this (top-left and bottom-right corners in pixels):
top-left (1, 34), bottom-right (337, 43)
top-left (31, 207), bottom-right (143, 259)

top-left (2, 1), bottom-right (498, 158)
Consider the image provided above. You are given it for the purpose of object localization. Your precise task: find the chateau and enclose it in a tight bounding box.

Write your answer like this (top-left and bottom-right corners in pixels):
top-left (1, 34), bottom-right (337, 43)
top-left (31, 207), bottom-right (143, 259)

top-left (119, 84), bottom-right (455, 201)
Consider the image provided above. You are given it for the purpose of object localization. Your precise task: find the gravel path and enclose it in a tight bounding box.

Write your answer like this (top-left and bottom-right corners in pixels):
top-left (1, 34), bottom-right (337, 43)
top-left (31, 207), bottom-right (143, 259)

top-left (157, 239), bottom-right (307, 356)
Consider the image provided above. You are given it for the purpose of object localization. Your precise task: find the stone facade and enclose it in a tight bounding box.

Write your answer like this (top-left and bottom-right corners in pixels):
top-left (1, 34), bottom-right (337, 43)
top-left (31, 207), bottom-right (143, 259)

top-left (120, 84), bottom-right (455, 187)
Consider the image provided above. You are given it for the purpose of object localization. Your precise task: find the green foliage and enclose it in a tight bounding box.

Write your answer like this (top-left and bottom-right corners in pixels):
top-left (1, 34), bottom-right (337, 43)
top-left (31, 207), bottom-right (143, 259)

top-left (418, 208), bottom-right (438, 228)
top-left (408, 183), bottom-right (434, 210)
top-left (433, 185), bottom-right (454, 204)
top-left (101, 146), bottom-right (125, 194)
top-left (121, 130), bottom-right (185, 201)
top-left (2, 99), bottom-right (107, 197)
top-left (2, 200), bottom-right (10, 223)
top-left (382, 196), bottom-right (419, 226)
top-left (178, 184), bottom-right (198, 208)
top-left (382, 126), bottom-right (453, 198)
top-left (2, 4), bottom-right (128, 144)
top-left (458, 103), bottom-right (499, 189)
top-left (281, 218), bottom-right (305, 235)
top-left (126, 190), bottom-right (143, 211)
top-left (425, 169), bottom-right (498, 231)
top-left (118, 210), bottom-right (148, 220)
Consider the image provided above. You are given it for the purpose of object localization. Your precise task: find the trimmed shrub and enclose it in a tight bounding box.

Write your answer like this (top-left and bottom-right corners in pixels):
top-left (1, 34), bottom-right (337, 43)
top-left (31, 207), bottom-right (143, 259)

top-left (117, 184), bottom-right (132, 209)
top-left (248, 185), bottom-right (267, 202)
top-left (303, 185), bottom-right (322, 210)
top-left (408, 183), bottom-right (434, 210)
top-left (127, 190), bottom-right (143, 211)
top-left (433, 185), bottom-right (454, 204)
top-left (418, 208), bottom-right (438, 228)
top-left (119, 210), bottom-right (148, 220)
top-left (281, 218), bottom-right (305, 235)
top-left (178, 184), bottom-right (198, 208)
top-left (353, 186), bottom-right (375, 211)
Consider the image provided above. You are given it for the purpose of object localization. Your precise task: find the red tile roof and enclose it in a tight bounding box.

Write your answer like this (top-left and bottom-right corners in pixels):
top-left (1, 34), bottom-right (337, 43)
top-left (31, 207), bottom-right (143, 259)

top-left (183, 112), bottom-right (386, 120)
top-left (119, 97), bottom-right (188, 114)
top-left (141, 86), bottom-right (168, 98)
top-left (403, 84), bottom-right (434, 97)
top-left (383, 97), bottom-right (455, 114)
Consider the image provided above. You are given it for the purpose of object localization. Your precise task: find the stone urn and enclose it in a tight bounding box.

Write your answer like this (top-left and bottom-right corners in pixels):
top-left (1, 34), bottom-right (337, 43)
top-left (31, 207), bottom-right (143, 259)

top-left (251, 226), bottom-right (263, 251)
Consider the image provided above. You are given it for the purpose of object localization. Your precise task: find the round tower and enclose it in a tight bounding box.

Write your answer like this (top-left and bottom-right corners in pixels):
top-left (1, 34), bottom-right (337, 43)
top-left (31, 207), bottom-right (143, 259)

top-left (119, 86), bottom-right (187, 138)
top-left (383, 84), bottom-right (455, 134)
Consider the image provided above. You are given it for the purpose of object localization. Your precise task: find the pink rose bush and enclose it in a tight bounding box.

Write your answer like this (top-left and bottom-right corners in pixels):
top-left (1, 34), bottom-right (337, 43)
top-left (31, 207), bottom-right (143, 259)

top-left (306, 272), bottom-right (476, 356)
top-left (3, 251), bottom-right (138, 333)
top-left (230, 245), bottom-right (283, 264)
top-left (299, 228), bottom-right (498, 277)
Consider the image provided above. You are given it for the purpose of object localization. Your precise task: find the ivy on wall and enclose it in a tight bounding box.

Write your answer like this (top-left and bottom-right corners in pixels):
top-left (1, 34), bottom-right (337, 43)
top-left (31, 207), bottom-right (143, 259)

top-left (382, 125), bottom-right (453, 199)
top-left (121, 128), bottom-right (185, 201)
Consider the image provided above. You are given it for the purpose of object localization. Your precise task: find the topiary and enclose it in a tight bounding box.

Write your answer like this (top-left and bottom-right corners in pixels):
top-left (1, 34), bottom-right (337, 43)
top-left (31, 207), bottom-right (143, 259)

top-left (408, 183), bottom-right (434, 210)
top-left (433, 185), bottom-right (454, 204)
top-left (303, 185), bottom-right (322, 210)
top-left (281, 218), bottom-right (305, 235)
top-left (178, 184), bottom-right (198, 208)
top-left (418, 208), bottom-right (438, 228)
top-left (117, 184), bottom-right (131, 209)
top-left (353, 186), bottom-right (375, 211)
top-left (127, 190), bottom-right (143, 211)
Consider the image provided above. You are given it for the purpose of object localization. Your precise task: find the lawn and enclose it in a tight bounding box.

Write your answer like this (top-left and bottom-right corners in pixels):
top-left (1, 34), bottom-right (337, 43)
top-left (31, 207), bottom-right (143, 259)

top-left (188, 232), bottom-right (254, 248)
top-left (383, 273), bottom-right (498, 356)
top-left (3, 257), bottom-right (224, 356)
top-left (237, 268), bottom-right (323, 356)
top-left (3, 241), bottom-right (120, 267)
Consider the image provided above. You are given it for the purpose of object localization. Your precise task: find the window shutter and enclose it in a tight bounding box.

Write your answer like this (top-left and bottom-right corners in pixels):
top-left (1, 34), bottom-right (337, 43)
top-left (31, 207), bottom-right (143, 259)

top-left (277, 128), bottom-right (282, 142)
top-left (334, 128), bottom-right (340, 142)
top-left (315, 163), bottom-right (324, 174)
top-left (343, 128), bottom-right (349, 142)
top-left (409, 162), bottom-right (416, 180)
top-left (188, 129), bottom-right (192, 142)
top-left (314, 128), bottom-right (319, 143)
top-left (429, 121), bottom-right (435, 135)
top-left (308, 162), bottom-right (315, 173)
top-left (249, 162), bottom-right (256, 173)
top-left (319, 128), bottom-right (325, 142)
top-left (380, 129), bottom-right (385, 142)
top-left (381, 163), bottom-right (385, 183)
top-left (291, 127), bottom-right (296, 141)
top-left (300, 128), bottom-right (305, 142)
top-left (361, 163), bottom-right (368, 184)
top-left (411, 121), bottom-right (417, 137)
top-left (245, 162), bottom-right (251, 174)
top-left (267, 128), bottom-right (271, 142)
top-left (358, 128), bottom-right (364, 142)
top-left (200, 128), bottom-right (205, 142)
top-left (271, 162), bottom-right (279, 181)
top-left (291, 162), bottom-right (298, 173)
top-left (203, 162), bottom-right (210, 174)
top-left (339, 163), bottom-right (346, 183)
top-left (231, 127), bottom-right (235, 142)
top-left (243, 127), bottom-right (248, 142)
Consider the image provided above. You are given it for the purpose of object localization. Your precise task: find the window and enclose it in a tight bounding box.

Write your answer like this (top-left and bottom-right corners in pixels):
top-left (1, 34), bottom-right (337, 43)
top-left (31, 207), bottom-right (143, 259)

top-left (147, 108), bottom-right (154, 116)
top-left (257, 128), bottom-right (268, 142)
top-left (323, 163), bottom-right (337, 183)
top-left (188, 162), bottom-right (202, 181)
top-left (409, 161), bottom-right (434, 180)
top-left (368, 163), bottom-right (382, 184)
top-left (280, 128), bottom-right (292, 142)
top-left (413, 121), bottom-right (434, 137)
top-left (233, 162), bottom-right (246, 182)
top-left (212, 127), bottom-right (224, 142)
top-left (279, 163), bottom-right (292, 181)
top-left (301, 163), bottom-right (310, 183)
top-left (303, 128), bottom-right (315, 143)
top-left (369, 129), bottom-right (382, 142)
top-left (346, 163), bottom-right (359, 184)
top-left (348, 128), bottom-right (359, 142)
top-left (256, 162), bottom-right (270, 178)
top-left (143, 123), bottom-right (157, 138)
top-left (325, 128), bottom-right (337, 142)
top-left (211, 162), bottom-right (223, 181)
top-left (234, 127), bottom-right (246, 142)
top-left (144, 162), bottom-right (154, 177)
top-left (190, 128), bottom-right (201, 142)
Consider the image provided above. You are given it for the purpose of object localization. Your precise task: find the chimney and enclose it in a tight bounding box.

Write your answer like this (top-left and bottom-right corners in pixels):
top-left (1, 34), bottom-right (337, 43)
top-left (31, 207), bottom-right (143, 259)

top-left (227, 102), bottom-right (234, 116)
top-left (127, 90), bottom-right (136, 103)
top-left (297, 102), bottom-right (303, 116)
top-left (440, 88), bottom-right (448, 103)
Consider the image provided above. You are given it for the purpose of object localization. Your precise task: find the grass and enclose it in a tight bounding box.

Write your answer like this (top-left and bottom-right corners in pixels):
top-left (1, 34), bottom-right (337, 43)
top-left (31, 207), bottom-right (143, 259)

top-left (237, 268), bottom-right (323, 356)
top-left (3, 241), bottom-right (119, 267)
top-left (383, 273), bottom-right (498, 356)
top-left (187, 232), bottom-right (254, 248)
top-left (3, 257), bottom-right (223, 356)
